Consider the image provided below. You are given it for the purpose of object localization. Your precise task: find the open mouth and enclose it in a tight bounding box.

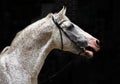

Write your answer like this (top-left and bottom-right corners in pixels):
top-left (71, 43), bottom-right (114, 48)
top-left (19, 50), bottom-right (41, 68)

top-left (79, 46), bottom-right (98, 58)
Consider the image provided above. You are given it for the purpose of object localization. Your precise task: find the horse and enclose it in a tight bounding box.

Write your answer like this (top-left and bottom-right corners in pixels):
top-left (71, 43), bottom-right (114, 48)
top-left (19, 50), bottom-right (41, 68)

top-left (0, 7), bottom-right (100, 84)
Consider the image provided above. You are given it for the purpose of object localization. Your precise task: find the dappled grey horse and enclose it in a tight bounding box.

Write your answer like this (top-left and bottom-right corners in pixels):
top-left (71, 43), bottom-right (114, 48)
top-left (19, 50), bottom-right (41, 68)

top-left (0, 7), bottom-right (100, 84)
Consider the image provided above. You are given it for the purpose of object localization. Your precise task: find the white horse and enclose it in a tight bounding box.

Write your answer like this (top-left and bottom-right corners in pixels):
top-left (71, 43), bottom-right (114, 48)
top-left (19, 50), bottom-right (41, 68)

top-left (0, 7), bottom-right (100, 84)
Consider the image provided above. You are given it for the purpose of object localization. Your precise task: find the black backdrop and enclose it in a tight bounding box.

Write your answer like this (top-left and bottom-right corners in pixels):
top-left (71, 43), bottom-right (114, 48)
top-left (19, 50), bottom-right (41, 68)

top-left (0, 0), bottom-right (119, 84)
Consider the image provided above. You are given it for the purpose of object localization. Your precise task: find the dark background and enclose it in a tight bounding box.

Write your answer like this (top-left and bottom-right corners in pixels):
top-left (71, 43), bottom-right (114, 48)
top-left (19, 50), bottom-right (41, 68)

top-left (0, 0), bottom-right (119, 84)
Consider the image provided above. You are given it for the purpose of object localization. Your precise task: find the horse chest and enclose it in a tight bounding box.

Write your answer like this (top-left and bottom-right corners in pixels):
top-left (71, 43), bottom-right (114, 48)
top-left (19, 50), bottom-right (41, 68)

top-left (0, 55), bottom-right (32, 84)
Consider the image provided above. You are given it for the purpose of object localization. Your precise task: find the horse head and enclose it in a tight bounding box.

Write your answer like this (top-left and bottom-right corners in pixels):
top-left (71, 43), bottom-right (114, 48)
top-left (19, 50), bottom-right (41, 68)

top-left (52, 7), bottom-right (100, 58)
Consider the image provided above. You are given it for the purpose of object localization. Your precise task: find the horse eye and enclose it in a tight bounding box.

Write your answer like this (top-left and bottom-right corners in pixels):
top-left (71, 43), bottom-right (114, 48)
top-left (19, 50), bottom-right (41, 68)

top-left (67, 24), bottom-right (74, 30)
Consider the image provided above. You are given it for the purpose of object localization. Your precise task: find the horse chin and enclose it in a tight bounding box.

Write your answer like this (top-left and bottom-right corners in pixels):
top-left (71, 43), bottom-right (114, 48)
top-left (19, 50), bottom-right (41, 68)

top-left (78, 45), bottom-right (100, 58)
top-left (79, 50), bottom-right (94, 58)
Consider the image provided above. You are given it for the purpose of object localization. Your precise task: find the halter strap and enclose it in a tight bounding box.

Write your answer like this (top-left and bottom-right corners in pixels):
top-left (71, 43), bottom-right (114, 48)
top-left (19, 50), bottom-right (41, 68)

top-left (52, 16), bottom-right (83, 51)
top-left (52, 16), bottom-right (64, 50)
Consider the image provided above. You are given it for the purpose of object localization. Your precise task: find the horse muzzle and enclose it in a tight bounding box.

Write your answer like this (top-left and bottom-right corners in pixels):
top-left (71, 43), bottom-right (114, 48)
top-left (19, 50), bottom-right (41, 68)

top-left (79, 39), bottom-right (100, 58)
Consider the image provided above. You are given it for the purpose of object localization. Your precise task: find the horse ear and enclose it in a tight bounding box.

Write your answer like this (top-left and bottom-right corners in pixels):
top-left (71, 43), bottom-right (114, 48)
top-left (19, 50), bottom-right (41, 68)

top-left (58, 6), bottom-right (67, 15)
top-left (53, 6), bottom-right (67, 23)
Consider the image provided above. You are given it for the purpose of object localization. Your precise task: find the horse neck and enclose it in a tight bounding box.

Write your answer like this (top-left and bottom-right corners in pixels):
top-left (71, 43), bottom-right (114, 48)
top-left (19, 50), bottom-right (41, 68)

top-left (8, 16), bottom-right (56, 77)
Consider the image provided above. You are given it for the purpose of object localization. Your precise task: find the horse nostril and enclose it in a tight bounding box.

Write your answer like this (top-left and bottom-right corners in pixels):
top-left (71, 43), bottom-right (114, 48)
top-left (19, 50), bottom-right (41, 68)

top-left (96, 40), bottom-right (100, 47)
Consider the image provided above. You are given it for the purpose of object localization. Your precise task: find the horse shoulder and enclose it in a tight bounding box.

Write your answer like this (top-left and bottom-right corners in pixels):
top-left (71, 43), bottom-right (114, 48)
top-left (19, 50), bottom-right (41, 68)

top-left (0, 68), bottom-right (8, 84)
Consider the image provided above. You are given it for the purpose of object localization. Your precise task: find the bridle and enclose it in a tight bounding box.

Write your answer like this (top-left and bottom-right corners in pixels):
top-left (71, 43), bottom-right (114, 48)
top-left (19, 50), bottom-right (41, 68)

top-left (52, 16), bottom-right (86, 52)
top-left (40, 16), bottom-right (86, 84)
top-left (52, 16), bottom-right (64, 50)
